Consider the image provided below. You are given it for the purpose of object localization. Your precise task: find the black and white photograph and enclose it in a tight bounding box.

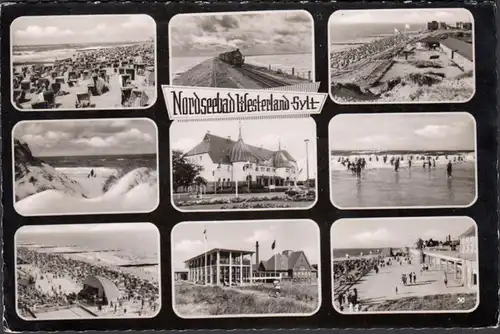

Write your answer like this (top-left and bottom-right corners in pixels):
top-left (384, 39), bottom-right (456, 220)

top-left (169, 10), bottom-right (316, 91)
top-left (11, 14), bottom-right (156, 110)
top-left (13, 118), bottom-right (159, 216)
top-left (172, 219), bottom-right (320, 318)
top-left (329, 113), bottom-right (477, 209)
top-left (329, 8), bottom-right (474, 104)
top-left (331, 217), bottom-right (479, 313)
top-left (15, 223), bottom-right (161, 320)
top-left (170, 118), bottom-right (317, 211)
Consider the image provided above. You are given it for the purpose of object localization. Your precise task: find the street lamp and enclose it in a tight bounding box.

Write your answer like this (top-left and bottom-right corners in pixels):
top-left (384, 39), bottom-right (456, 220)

top-left (304, 139), bottom-right (310, 188)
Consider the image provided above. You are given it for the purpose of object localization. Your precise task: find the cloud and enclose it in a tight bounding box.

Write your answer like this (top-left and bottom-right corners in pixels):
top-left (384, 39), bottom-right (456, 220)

top-left (244, 225), bottom-right (277, 244)
top-left (352, 228), bottom-right (396, 245)
top-left (414, 124), bottom-right (462, 139)
top-left (330, 9), bottom-right (472, 25)
top-left (16, 25), bottom-right (74, 38)
top-left (174, 239), bottom-right (204, 253)
top-left (121, 15), bottom-right (153, 29)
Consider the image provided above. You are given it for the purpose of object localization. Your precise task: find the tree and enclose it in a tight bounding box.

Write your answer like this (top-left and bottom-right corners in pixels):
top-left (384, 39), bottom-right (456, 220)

top-left (415, 238), bottom-right (424, 249)
top-left (172, 150), bottom-right (203, 192)
top-left (194, 176), bottom-right (208, 197)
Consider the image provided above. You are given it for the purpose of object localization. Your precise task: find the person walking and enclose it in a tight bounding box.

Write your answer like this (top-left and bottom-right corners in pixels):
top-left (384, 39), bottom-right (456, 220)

top-left (447, 161), bottom-right (453, 178)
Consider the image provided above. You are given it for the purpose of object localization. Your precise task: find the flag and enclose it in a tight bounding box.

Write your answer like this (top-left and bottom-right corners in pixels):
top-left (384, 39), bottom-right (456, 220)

top-left (271, 240), bottom-right (276, 250)
top-left (203, 226), bottom-right (207, 241)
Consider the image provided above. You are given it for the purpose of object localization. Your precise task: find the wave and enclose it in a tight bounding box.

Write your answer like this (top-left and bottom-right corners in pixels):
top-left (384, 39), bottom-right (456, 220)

top-left (15, 167), bottom-right (158, 215)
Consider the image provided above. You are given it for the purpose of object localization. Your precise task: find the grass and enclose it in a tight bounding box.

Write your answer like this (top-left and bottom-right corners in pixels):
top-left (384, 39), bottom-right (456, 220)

top-left (175, 283), bottom-right (318, 316)
top-left (367, 293), bottom-right (477, 312)
top-left (238, 282), bottom-right (318, 304)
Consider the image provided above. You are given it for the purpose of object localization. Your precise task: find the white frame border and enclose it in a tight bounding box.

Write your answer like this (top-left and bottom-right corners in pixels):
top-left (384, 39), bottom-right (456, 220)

top-left (328, 111), bottom-right (479, 210)
top-left (329, 216), bottom-right (480, 314)
top-left (170, 218), bottom-right (322, 319)
top-left (11, 117), bottom-right (160, 217)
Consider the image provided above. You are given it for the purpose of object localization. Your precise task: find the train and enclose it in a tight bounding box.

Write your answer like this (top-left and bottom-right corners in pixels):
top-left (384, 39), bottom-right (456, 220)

top-left (218, 48), bottom-right (245, 67)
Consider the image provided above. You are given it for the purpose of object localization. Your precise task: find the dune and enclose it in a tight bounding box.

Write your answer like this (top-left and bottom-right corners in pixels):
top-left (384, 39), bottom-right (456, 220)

top-left (15, 170), bottom-right (158, 215)
top-left (14, 138), bottom-right (88, 201)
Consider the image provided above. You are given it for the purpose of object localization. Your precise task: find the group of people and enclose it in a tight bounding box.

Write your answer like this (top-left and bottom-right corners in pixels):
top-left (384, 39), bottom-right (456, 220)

top-left (13, 43), bottom-right (154, 109)
top-left (330, 34), bottom-right (411, 70)
top-left (334, 154), bottom-right (469, 178)
top-left (16, 247), bottom-right (159, 317)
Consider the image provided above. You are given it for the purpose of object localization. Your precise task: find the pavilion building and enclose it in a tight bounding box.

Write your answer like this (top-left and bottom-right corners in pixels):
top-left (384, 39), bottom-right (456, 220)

top-left (182, 124), bottom-right (299, 191)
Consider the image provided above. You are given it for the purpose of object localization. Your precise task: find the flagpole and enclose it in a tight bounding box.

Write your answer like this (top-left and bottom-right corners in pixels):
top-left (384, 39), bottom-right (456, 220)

top-left (274, 237), bottom-right (277, 279)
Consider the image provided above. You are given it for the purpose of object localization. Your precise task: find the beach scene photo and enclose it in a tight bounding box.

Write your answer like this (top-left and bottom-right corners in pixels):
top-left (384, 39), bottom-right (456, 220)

top-left (329, 113), bottom-right (476, 209)
top-left (172, 220), bottom-right (320, 318)
top-left (13, 118), bottom-right (159, 216)
top-left (11, 14), bottom-right (156, 110)
top-left (170, 118), bottom-right (317, 211)
top-left (170, 10), bottom-right (317, 91)
top-left (16, 223), bottom-right (161, 320)
top-left (331, 217), bottom-right (479, 313)
top-left (329, 9), bottom-right (474, 103)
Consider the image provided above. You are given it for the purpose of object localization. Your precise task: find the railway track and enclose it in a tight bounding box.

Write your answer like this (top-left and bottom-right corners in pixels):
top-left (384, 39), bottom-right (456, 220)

top-left (238, 66), bottom-right (290, 88)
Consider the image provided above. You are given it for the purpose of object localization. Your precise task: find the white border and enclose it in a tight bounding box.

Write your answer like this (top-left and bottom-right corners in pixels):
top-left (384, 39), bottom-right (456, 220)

top-left (171, 218), bottom-right (322, 319)
top-left (327, 8), bottom-right (476, 105)
top-left (328, 112), bottom-right (478, 210)
top-left (14, 222), bottom-right (162, 321)
top-left (10, 14), bottom-right (158, 111)
top-left (168, 9), bottom-right (316, 88)
top-left (330, 216), bottom-right (480, 314)
top-left (12, 117), bottom-right (160, 216)
top-left (169, 116), bottom-right (319, 213)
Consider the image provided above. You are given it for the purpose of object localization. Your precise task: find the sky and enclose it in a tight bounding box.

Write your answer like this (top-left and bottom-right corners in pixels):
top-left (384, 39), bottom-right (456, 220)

top-left (12, 14), bottom-right (155, 46)
top-left (15, 119), bottom-right (157, 157)
top-left (170, 118), bottom-right (318, 181)
top-left (169, 10), bottom-right (313, 57)
top-left (329, 8), bottom-right (473, 25)
top-left (16, 222), bottom-right (156, 236)
top-left (172, 220), bottom-right (319, 270)
top-left (329, 113), bottom-right (475, 152)
top-left (331, 217), bottom-right (476, 249)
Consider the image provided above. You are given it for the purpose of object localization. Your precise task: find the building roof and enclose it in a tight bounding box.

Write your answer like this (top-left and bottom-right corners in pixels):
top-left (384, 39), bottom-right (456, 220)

top-left (260, 250), bottom-right (315, 271)
top-left (83, 275), bottom-right (121, 302)
top-left (184, 132), bottom-right (296, 166)
top-left (184, 247), bottom-right (255, 263)
top-left (440, 37), bottom-right (473, 61)
top-left (230, 132), bottom-right (255, 163)
top-left (458, 225), bottom-right (476, 239)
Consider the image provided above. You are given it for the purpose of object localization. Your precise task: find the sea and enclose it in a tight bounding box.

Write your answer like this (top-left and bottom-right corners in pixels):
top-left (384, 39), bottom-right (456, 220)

top-left (17, 227), bottom-right (159, 275)
top-left (39, 153), bottom-right (157, 170)
top-left (332, 248), bottom-right (395, 259)
top-left (329, 22), bottom-right (427, 52)
top-left (171, 53), bottom-right (314, 80)
top-left (12, 41), bottom-right (149, 65)
top-left (331, 162), bottom-right (476, 208)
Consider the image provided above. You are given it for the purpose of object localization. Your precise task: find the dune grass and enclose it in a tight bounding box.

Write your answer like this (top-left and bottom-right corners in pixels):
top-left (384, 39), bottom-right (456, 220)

top-left (175, 283), bottom-right (317, 316)
top-left (238, 282), bottom-right (319, 304)
top-left (367, 293), bottom-right (477, 312)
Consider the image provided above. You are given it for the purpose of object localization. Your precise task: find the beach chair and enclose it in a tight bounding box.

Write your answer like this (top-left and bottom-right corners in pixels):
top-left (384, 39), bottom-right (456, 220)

top-left (119, 74), bottom-right (131, 88)
top-left (55, 77), bottom-right (65, 85)
top-left (130, 89), bottom-right (149, 107)
top-left (31, 101), bottom-right (50, 109)
top-left (121, 87), bottom-right (134, 106)
top-left (43, 91), bottom-right (56, 107)
top-left (125, 68), bottom-right (136, 81)
top-left (51, 82), bottom-right (61, 95)
top-left (20, 80), bottom-right (31, 91)
top-left (76, 92), bottom-right (92, 108)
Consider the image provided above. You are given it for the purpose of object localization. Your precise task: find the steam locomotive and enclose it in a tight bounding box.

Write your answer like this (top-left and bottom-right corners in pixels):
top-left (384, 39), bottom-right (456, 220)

top-left (218, 48), bottom-right (245, 67)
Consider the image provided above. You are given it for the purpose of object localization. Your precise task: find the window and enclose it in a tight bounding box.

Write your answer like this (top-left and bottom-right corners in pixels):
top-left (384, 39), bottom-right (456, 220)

top-left (266, 168), bottom-right (270, 172)
top-left (286, 168), bottom-right (290, 173)
top-left (227, 165), bottom-right (231, 172)
top-left (255, 167), bottom-right (259, 171)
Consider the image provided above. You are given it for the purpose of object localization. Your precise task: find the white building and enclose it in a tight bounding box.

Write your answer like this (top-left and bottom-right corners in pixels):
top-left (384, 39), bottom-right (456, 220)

top-left (184, 126), bottom-right (299, 189)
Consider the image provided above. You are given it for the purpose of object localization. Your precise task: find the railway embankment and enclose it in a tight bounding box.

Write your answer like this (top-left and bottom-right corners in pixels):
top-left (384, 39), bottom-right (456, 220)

top-left (173, 57), bottom-right (311, 88)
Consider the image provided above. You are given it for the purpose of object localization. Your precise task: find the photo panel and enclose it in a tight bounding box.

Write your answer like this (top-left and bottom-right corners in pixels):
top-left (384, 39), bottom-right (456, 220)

top-left (169, 10), bottom-right (318, 92)
top-left (12, 118), bottom-right (159, 216)
top-left (329, 112), bottom-right (477, 209)
top-left (15, 222), bottom-right (161, 320)
top-left (328, 8), bottom-right (475, 104)
top-left (11, 14), bottom-right (157, 110)
top-left (171, 219), bottom-right (321, 318)
top-left (170, 116), bottom-right (318, 212)
top-left (331, 216), bottom-right (479, 314)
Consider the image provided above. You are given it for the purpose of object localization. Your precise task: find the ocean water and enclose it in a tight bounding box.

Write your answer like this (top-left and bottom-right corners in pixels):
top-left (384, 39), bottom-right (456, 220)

top-left (329, 23), bottom-right (427, 43)
top-left (332, 248), bottom-right (393, 259)
top-left (331, 162), bottom-right (476, 208)
top-left (171, 53), bottom-right (314, 80)
top-left (39, 154), bottom-right (157, 170)
top-left (17, 227), bottom-right (159, 263)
